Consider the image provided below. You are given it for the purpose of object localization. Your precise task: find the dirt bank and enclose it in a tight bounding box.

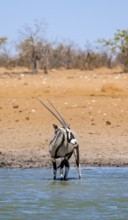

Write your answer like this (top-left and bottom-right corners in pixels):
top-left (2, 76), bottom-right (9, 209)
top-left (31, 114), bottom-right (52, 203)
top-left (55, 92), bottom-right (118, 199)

top-left (0, 67), bottom-right (128, 168)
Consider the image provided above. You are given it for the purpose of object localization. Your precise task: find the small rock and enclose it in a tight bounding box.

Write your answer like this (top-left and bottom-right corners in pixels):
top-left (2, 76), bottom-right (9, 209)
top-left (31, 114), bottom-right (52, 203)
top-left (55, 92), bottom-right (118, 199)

top-left (13, 105), bottom-right (19, 109)
top-left (106, 121), bottom-right (111, 125)
top-left (31, 109), bottom-right (36, 113)
top-left (24, 82), bottom-right (28, 86)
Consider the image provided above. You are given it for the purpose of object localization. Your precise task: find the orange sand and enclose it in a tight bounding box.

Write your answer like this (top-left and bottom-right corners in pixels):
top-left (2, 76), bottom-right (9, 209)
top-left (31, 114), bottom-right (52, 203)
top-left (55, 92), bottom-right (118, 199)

top-left (0, 67), bottom-right (128, 167)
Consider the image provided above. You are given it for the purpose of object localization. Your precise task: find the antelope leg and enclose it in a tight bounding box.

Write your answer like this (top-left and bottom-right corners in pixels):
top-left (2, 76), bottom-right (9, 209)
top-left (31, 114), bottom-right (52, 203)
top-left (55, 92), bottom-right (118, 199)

top-left (64, 158), bottom-right (70, 180)
top-left (59, 159), bottom-right (65, 180)
top-left (74, 145), bottom-right (82, 179)
top-left (52, 159), bottom-right (57, 180)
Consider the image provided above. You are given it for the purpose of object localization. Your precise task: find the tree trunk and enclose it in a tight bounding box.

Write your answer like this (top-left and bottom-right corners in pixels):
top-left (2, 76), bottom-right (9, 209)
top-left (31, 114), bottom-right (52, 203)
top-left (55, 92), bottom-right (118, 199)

top-left (32, 60), bottom-right (39, 73)
top-left (44, 57), bottom-right (48, 74)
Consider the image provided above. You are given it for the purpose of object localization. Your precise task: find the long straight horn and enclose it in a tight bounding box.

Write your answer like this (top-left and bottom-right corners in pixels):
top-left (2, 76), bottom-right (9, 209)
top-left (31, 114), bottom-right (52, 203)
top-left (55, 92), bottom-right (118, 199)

top-left (36, 98), bottom-right (66, 128)
top-left (47, 99), bottom-right (68, 127)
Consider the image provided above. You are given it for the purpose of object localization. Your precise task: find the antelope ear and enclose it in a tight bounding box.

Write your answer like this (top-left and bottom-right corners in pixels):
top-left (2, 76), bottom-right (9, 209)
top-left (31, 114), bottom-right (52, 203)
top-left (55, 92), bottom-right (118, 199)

top-left (53, 124), bottom-right (58, 130)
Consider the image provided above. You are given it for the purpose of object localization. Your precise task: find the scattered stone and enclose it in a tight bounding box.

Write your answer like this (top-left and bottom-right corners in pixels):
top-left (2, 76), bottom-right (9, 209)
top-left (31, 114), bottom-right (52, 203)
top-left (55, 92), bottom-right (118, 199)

top-left (25, 116), bottom-right (30, 121)
top-left (106, 121), bottom-right (111, 125)
top-left (13, 105), bottom-right (19, 109)
top-left (24, 82), bottom-right (28, 86)
top-left (31, 109), bottom-right (36, 113)
top-left (0, 161), bottom-right (6, 167)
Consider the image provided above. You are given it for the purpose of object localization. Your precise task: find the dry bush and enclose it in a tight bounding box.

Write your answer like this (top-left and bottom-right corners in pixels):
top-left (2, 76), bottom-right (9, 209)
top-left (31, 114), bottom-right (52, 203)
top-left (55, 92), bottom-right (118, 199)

top-left (101, 83), bottom-right (122, 93)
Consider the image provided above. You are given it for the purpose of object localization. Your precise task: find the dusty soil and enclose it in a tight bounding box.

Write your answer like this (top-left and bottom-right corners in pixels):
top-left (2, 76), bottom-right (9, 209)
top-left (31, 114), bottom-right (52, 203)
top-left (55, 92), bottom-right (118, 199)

top-left (0, 67), bottom-right (128, 168)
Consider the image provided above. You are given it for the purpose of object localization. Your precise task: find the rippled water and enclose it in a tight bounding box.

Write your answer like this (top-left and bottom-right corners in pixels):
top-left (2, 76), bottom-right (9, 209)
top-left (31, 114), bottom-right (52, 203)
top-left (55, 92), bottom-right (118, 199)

top-left (0, 167), bottom-right (128, 220)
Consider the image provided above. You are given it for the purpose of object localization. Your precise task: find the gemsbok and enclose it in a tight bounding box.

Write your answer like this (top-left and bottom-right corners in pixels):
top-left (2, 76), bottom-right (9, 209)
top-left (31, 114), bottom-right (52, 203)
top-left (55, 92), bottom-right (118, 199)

top-left (37, 99), bottom-right (82, 180)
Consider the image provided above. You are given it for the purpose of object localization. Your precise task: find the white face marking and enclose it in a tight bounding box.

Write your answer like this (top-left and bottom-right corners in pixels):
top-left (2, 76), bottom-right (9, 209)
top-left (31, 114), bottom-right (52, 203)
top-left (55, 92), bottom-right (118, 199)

top-left (71, 139), bottom-right (77, 145)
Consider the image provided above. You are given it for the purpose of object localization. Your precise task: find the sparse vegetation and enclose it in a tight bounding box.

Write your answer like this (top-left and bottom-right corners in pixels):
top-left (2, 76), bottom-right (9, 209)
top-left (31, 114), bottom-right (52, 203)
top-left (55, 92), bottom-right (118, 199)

top-left (98, 29), bottom-right (128, 72)
top-left (0, 23), bottom-right (128, 73)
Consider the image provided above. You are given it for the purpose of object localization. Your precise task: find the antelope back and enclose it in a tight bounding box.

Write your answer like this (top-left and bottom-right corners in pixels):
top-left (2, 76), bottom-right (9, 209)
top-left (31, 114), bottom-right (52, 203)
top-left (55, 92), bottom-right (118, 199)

top-left (49, 126), bottom-right (74, 158)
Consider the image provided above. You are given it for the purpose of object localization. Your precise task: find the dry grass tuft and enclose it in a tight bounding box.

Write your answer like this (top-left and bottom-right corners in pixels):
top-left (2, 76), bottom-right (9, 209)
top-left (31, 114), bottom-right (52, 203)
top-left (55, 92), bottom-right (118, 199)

top-left (101, 83), bottom-right (122, 93)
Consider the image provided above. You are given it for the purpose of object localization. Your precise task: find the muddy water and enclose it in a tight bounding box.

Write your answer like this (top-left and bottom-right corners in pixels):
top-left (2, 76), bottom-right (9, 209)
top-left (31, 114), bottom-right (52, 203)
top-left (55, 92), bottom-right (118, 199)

top-left (0, 167), bottom-right (128, 220)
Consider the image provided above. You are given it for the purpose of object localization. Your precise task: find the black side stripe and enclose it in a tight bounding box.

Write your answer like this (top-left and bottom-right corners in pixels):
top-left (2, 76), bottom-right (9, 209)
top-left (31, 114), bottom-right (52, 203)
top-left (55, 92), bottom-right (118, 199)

top-left (55, 134), bottom-right (65, 158)
top-left (66, 130), bottom-right (74, 143)
top-left (50, 135), bottom-right (56, 145)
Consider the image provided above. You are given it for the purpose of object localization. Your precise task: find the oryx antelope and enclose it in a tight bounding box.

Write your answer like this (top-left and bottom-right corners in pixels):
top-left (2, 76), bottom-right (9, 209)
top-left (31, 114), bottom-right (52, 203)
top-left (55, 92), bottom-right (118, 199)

top-left (37, 99), bottom-right (81, 180)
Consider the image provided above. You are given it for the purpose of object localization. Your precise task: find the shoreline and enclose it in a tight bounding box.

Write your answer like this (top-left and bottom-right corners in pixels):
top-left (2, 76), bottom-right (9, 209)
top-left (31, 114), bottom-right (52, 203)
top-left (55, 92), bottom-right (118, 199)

top-left (0, 156), bottom-right (128, 168)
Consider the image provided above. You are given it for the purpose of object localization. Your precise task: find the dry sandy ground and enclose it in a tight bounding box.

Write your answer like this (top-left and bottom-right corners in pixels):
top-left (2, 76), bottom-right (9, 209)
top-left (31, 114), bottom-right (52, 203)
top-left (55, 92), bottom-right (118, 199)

top-left (0, 67), bottom-right (128, 168)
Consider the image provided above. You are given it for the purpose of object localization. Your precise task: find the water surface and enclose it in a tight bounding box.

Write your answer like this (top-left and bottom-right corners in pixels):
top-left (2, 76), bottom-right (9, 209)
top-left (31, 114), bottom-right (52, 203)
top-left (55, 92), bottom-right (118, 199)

top-left (0, 167), bottom-right (128, 220)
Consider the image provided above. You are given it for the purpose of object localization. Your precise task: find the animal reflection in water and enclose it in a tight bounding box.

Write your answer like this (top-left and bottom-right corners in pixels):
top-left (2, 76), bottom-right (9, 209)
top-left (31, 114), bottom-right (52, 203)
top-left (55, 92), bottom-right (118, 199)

top-left (37, 99), bottom-right (82, 180)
